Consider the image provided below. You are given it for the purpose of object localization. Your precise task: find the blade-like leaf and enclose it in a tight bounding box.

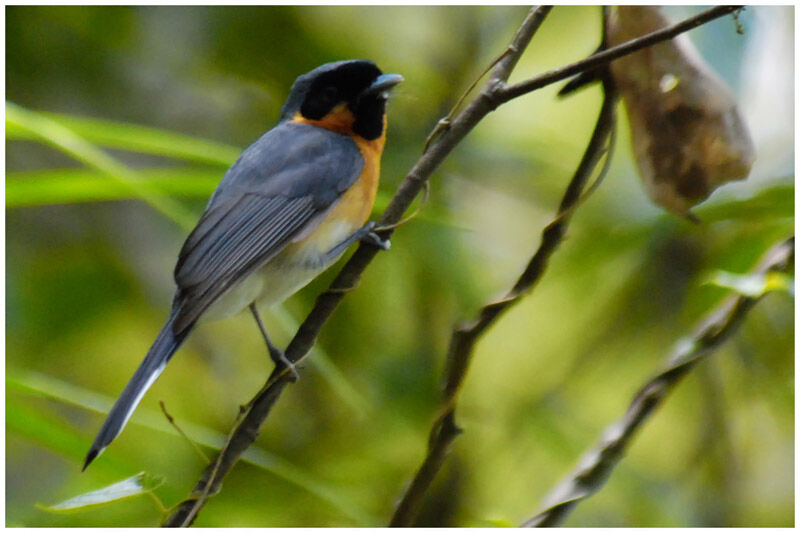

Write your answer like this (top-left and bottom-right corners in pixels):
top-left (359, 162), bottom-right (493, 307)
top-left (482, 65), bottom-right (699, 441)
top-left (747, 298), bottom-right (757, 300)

top-left (38, 472), bottom-right (163, 513)
top-left (7, 109), bottom-right (240, 166)
top-left (7, 166), bottom-right (456, 230)
top-left (6, 104), bottom-right (459, 231)
top-left (696, 182), bottom-right (794, 222)
top-left (6, 168), bottom-right (220, 208)
top-left (7, 372), bottom-right (376, 524)
top-left (6, 102), bottom-right (196, 229)
top-left (6, 397), bottom-right (129, 473)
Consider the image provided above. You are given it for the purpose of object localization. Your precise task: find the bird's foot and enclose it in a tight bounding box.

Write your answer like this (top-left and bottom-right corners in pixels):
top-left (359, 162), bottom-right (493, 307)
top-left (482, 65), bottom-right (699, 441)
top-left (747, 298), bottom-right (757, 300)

top-left (325, 221), bottom-right (389, 259)
top-left (269, 346), bottom-right (299, 382)
top-left (360, 221), bottom-right (391, 251)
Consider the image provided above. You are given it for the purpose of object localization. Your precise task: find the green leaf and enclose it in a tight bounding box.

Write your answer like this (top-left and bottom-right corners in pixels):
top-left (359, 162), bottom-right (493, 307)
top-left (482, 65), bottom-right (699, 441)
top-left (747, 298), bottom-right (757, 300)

top-left (6, 168), bottom-right (220, 208)
top-left (6, 102), bottom-right (197, 230)
top-left (468, 518), bottom-right (517, 527)
top-left (706, 270), bottom-right (795, 298)
top-left (7, 110), bottom-right (240, 166)
top-left (8, 371), bottom-right (377, 524)
top-left (6, 397), bottom-right (107, 467)
top-left (6, 165), bottom-right (460, 232)
top-left (696, 182), bottom-right (794, 222)
top-left (38, 472), bottom-right (163, 513)
top-left (6, 105), bottom-right (460, 233)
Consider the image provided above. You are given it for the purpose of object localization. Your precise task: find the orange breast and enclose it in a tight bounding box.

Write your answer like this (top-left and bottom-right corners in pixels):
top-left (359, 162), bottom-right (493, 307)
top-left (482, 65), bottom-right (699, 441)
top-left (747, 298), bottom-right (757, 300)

top-left (290, 111), bottom-right (387, 254)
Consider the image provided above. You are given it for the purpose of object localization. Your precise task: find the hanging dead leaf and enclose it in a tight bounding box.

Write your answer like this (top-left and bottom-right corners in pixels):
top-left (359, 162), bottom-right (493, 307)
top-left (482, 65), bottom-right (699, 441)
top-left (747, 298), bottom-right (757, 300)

top-left (607, 6), bottom-right (755, 221)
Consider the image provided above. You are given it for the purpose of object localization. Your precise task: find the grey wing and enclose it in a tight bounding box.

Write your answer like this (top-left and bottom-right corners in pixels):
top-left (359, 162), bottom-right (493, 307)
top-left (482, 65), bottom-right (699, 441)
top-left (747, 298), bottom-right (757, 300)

top-left (171, 122), bottom-right (364, 333)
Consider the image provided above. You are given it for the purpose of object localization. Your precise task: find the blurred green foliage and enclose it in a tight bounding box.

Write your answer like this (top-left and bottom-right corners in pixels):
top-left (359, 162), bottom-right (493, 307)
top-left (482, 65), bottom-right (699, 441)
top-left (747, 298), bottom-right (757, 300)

top-left (6, 5), bottom-right (793, 527)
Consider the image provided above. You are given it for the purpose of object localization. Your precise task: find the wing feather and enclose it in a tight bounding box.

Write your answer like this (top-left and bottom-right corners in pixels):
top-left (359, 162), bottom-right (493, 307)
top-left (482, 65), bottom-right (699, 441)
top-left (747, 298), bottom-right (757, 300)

top-left (179, 195), bottom-right (282, 282)
top-left (171, 121), bottom-right (364, 333)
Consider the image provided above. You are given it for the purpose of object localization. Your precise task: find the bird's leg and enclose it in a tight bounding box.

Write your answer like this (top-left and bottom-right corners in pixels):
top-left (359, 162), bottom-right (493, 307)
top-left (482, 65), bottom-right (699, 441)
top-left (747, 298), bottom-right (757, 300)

top-left (249, 303), bottom-right (299, 382)
top-left (325, 221), bottom-right (390, 260)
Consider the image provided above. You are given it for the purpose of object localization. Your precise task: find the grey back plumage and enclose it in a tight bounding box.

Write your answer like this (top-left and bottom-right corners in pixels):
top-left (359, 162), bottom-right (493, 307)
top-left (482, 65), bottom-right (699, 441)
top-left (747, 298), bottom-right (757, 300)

top-left (84, 121), bottom-right (364, 470)
top-left (172, 121), bottom-right (364, 332)
top-left (82, 59), bottom-right (389, 471)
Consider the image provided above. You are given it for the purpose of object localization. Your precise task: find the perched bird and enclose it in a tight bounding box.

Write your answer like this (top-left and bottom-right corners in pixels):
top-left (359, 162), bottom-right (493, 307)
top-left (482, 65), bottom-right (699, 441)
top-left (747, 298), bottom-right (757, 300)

top-left (83, 60), bottom-right (403, 470)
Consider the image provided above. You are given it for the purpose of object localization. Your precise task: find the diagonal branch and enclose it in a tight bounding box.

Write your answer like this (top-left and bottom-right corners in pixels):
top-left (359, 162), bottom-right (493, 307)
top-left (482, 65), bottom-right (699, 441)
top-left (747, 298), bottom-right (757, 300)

top-left (497, 5), bottom-right (743, 103)
top-left (389, 79), bottom-right (618, 528)
top-left (163, 5), bottom-right (744, 527)
top-left (523, 236), bottom-right (795, 527)
top-left (424, 6), bottom-right (552, 152)
top-left (163, 6), bottom-right (553, 527)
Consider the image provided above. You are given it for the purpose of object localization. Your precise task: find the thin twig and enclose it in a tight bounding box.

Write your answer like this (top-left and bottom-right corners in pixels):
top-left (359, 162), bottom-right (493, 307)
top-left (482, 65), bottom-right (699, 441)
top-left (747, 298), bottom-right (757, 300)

top-left (524, 236), bottom-right (794, 527)
top-left (373, 179), bottom-right (430, 233)
top-left (147, 491), bottom-right (169, 516)
top-left (159, 401), bottom-right (210, 464)
top-left (163, 7), bottom-right (553, 526)
top-left (163, 5), bottom-right (741, 526)
top-left (423, 5), bottom-right (553, 153)
top-left (162, 398), bottom-right (252, 526)
top-left (423, 51), bottom-right (508, 154)
top-left (389, 80), bottom-right (618, 527)
top-left (497, 6), bottom-right (743, 104)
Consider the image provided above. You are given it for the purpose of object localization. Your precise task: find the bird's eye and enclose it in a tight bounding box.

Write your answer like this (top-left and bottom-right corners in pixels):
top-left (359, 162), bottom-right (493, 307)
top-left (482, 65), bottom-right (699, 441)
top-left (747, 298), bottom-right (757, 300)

top-left (322, 86), bottom-right (339, 102)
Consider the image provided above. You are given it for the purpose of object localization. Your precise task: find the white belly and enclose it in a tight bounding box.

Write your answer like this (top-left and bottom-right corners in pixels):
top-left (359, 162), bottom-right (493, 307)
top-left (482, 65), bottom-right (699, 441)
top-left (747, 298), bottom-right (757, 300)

top-left (200, 219), bottom-right (358, 323)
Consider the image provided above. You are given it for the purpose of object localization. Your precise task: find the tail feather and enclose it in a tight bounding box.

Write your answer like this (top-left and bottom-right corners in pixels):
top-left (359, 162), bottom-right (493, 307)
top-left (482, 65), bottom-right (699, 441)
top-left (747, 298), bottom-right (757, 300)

top-left (83, 308), bottom-right (191, 471)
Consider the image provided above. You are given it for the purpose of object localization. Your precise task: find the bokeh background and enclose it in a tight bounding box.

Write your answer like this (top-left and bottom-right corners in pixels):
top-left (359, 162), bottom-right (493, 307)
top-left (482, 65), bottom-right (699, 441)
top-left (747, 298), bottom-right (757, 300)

top-left (6, 5), bottom-right (794, 527)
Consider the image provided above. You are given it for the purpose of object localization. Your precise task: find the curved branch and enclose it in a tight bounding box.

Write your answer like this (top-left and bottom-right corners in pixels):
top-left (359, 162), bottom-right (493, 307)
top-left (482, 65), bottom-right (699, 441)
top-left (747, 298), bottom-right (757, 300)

top-left (163, 4), bottom-right (745, 527)
top-left (498, 5), bottom-right (743, 103)
top-left (389, 80), bottom-right (618, 528)
top-left (524, 236), bottom-right (794, 527)
top-left (162, 6), bottom-right (552, 526)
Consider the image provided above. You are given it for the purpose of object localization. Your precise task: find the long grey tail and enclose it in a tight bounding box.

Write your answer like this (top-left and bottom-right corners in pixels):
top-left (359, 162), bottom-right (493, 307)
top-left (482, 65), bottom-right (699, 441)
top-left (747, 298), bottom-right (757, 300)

top-left (83, 308), bottom-right (191, 471)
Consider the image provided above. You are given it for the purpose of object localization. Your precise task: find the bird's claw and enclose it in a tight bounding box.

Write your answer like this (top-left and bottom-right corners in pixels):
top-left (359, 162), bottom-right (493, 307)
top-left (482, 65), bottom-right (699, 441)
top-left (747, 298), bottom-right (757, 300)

top-left (360, 221), bottom-right (391, 250)
top-left (270, 347), bottom-right (299, 382)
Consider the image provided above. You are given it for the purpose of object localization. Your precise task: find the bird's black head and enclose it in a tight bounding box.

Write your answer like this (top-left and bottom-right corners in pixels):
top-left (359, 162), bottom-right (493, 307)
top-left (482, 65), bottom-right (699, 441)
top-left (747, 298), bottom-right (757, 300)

top-left (280, 60), bottom-right (403, 140)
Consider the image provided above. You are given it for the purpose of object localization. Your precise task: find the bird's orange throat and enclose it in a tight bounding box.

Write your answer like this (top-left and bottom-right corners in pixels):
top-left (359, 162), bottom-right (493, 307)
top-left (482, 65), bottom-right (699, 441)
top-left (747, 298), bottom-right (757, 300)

top-left (291, 106), bottom-right (387, 155)
top-left (292, 108), bottom-right (386, 229)
top-left (292, 104), bottom-right (354, 134)
top-left (289, 108), bottom-right (386, 253)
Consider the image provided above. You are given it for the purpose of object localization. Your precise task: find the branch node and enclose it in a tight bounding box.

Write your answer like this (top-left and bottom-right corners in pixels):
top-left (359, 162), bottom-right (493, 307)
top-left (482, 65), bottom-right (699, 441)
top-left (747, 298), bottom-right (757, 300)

top-left (391, 74), bottom-right (618, 528)
top-left (423, 118), bottom-right (452, 153)
top-left (160, 400), bottom-right (210, 464)
top-left (525, 236), bottom-right (794, 527)
top-left (166, 5), bottom-right (746, 527)
top-left (324, 281), bottom-right (360, 295)
top-left (483, 82), bottom-right (505, 110)
top-left (374, 180), bottom-right (430, 232)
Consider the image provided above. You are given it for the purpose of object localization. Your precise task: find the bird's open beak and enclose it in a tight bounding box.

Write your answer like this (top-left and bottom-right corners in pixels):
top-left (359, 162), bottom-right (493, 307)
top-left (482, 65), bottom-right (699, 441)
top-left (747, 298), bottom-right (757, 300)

top-left (362, 73), bottom-right (404, 97)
